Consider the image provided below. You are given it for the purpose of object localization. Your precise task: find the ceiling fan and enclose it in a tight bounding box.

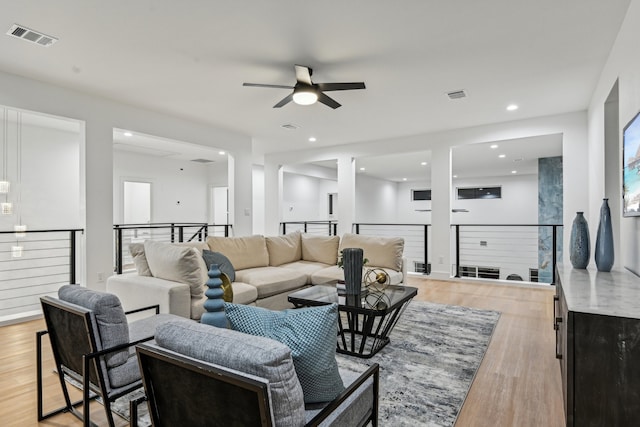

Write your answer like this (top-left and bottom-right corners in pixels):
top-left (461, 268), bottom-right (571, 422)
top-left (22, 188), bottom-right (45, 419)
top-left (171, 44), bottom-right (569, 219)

top-left (243, 65), bottom-right (365, 109)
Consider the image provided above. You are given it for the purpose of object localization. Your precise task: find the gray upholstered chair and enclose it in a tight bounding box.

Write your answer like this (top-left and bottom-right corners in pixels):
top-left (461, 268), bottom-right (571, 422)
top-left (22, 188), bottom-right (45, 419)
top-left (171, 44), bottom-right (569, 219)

top-left (135, 320), bottom-right (379, 427)
top-left (37, 284), bottom-right (183, 427)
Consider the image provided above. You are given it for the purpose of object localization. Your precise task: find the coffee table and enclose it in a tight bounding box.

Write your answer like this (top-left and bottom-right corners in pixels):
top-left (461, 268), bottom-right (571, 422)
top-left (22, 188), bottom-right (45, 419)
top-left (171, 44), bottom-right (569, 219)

top-left (288, 284), bottom-right (417, 358)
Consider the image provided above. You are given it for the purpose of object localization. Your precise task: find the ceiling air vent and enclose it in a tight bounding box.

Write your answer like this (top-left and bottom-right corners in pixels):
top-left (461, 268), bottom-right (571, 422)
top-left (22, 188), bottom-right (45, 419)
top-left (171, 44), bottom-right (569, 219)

top-left (6, 24), bottom-right (58, 47)
top-left (191, 158), bottom-right (214, 164)
top-left (446, 90), bottom-right (467, 100)
top-left (281, 123), bottom-right (299, 130)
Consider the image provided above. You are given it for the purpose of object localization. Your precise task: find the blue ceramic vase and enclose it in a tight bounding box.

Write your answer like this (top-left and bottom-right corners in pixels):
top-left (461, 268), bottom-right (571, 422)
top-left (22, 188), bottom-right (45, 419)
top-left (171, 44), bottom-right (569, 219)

top-left (342, 248), bottom-right (363, 296)
top-left (569, 212), bottom-right (590, 269)
top-left (201, 264), bottom-right (229, 328)
top-left (595, 199), bottom-right (614, 272)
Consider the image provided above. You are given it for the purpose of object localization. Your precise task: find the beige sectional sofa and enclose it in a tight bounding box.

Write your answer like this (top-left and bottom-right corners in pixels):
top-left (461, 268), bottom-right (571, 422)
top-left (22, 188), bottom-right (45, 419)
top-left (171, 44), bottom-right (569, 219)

top-left (106, 231), bottom-right (406, 319)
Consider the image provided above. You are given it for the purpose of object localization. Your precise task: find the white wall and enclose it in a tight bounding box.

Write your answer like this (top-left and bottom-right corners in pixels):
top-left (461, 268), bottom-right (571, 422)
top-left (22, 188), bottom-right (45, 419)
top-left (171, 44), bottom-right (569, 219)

top-left (113, 150), bottom-right (210, 224)
top-left (265, 111), bottom-right (587, 278)
top-left (355, 174), bottom-right (398, 223)
top-left (0, 69), bottom-right (252, 290)
top-left (252, 165), bottom-right (265, 235)
top-left (0, 118), bottom-right (81, 230)
top-left (397, 180), bottom-right (432, 224)
top-left (282, 172), bottom-right (337, 221)
top-left (588, 0), bottom-right (640, 274)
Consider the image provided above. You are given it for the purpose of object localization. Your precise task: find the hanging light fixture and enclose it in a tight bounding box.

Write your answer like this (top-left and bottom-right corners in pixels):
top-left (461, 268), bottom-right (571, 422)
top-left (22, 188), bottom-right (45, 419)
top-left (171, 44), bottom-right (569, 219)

top-left (11, 245), bottom-right (23, 258)
top-left (1, 202), bottom-right (12, 214)
top-left (0, 108), bottom-right (9, 196)
top-left (14, 224), bottom-right (27, 238)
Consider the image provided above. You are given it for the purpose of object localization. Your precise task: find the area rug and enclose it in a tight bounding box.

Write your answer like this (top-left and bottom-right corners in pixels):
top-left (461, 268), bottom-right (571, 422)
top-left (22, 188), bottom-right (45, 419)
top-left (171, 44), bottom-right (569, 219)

top-left (336, 301), bottom-right (500, 426)
top-left (108, 300), bottom-right (499, 426)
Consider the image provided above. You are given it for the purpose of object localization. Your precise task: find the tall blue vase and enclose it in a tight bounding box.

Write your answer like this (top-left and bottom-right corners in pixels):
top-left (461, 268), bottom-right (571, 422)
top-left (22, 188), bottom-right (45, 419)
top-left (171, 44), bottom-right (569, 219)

top-left (569, 212), bottom-right (590, 269)
top-left (201, 264), bottom-right (229, 328)
top-left (342, 248), bottom-right (363, 296)
top-left (595, 198), bottom-right (614, 272)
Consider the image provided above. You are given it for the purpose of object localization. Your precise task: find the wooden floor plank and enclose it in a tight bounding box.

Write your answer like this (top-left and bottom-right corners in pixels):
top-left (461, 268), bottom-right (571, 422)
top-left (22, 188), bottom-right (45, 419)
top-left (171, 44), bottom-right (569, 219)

top-left (0, 278), bottom-right (565, 426)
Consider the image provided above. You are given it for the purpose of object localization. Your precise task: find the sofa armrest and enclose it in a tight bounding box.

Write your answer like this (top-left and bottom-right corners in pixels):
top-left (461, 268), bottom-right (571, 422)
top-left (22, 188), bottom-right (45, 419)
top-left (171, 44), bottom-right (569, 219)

top-left (401, 256), bottom-right (408, 282)
top-left (106, 274), bottom-right (191, 319)
top-left (306, 363), bottom-right (379, 427)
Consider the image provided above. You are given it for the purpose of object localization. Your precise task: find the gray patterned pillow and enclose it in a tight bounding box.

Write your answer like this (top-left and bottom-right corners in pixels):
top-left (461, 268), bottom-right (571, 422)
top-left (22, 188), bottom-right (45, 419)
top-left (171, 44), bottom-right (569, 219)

top-left (225, 303), bottom-right (345, 403)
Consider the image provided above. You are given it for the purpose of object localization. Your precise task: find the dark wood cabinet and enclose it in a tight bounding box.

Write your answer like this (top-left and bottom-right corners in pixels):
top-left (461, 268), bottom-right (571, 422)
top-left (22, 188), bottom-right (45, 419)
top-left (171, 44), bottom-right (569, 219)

top-left (555, 267), bottom-right (640, 427)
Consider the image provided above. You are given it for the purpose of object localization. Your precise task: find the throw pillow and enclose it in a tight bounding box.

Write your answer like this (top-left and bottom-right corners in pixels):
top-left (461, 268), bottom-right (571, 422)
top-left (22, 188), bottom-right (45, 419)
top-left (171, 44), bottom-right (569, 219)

top-left (301, 234), bottom-right (340, 265)
top-left (266, 231), bottom-right (302, 266)
top-left (225, 303), bottom-right (345, 403)
top-left (202, 249), bottom-right (236, 282)
top-left (143, 240), bottom-right (206, 298)
top-left (129, 243), bottom-right (152, 276)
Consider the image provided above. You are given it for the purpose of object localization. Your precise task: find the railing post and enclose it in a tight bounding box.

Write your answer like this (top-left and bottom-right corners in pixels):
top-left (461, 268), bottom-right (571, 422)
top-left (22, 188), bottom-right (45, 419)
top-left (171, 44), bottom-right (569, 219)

top-left (282, 222), bottom-right (286, 235)
top-left (355, 223), bottom-right (360, 234)
top-left (204, 224), bottom-right (209, 240)
top-left (304, 222), bottom-right (308, 233)
top-left (69, 230), bottom-right (77, 283)
top-left (170, 223), bottom-right (175, 243)
top-left (333, 222), bottom-right (337, 236)
top-left (424, 225), bottom-right (429, 275)
top-left (115, 226), bottom-right (123, 275)
top-left (455, 225), bottom-right (461, 278)
top-left (224, 225), bottom-right (229, 237)
top-left (178, 226), bottom-right (184, 242)
top-left (552, 225), bottom-right (558, 285)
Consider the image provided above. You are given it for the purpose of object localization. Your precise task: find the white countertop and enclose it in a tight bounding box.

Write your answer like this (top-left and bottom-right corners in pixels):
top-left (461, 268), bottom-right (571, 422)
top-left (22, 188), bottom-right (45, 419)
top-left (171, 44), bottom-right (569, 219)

top-left (556, 264), bottom-right (640, 319)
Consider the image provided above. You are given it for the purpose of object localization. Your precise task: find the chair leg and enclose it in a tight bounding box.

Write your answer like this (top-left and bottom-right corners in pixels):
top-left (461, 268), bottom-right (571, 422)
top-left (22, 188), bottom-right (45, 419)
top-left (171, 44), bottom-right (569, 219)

top-left (37, 330), bottom-right (82, 421)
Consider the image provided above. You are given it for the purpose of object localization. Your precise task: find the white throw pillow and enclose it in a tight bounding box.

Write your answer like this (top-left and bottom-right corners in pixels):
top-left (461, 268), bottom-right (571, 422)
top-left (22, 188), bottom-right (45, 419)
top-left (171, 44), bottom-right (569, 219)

top-left (339, 233), bottom-right (404, 271)
top-left (143, 240), bottom-right (206, 297)
top-left (301, 234), bottom-right (340, 265)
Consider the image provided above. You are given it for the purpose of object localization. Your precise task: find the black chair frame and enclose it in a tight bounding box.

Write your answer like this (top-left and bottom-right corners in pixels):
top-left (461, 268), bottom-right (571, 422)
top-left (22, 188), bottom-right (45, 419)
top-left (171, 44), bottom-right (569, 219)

top-left (134, 343), bottom-right (380, 427)
top-left (37, 296), bottom-right (160, 427)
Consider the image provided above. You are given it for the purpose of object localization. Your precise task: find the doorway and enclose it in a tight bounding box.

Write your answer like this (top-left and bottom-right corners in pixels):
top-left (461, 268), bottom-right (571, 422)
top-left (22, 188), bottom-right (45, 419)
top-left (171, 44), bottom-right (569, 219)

top-left (123, 180), bottom-right (151, 240)
top-left (210, 186), bottom-right (229, 225)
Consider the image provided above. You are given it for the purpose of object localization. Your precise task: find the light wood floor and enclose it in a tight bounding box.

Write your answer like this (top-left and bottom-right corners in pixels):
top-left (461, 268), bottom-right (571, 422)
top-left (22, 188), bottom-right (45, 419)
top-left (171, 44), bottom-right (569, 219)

top-left (0, 277), bottom-right (565, 427)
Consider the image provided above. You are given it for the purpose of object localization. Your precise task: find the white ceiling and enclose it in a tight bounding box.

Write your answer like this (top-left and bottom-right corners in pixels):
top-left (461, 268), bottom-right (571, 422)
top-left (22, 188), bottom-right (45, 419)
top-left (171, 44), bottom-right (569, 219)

top-left (0, 1), bottom-right (630, 180)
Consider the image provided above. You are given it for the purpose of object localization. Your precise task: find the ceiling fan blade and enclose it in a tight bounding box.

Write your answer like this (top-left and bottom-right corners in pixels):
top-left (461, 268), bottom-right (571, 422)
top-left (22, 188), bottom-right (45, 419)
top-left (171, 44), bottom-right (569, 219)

top-left (317, 92), bottom-right (341, 109)
top-left (243, 83), bottom-right (294, 89)
top-left (273, 93), bottom-right (294, 108)
top-left (317, 82), bottom-right (366, 91)
top-left (294, 65), bottom-right (313, 85)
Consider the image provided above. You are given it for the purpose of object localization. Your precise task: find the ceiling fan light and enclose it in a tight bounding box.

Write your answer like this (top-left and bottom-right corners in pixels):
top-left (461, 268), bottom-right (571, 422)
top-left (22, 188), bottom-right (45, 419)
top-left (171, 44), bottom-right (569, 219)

top-left (293, 87), bottom-right (318, 105)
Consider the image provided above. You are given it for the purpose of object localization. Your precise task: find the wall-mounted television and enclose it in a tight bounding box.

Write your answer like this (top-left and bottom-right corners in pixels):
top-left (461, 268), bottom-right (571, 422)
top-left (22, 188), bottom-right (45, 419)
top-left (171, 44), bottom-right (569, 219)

top-left (623, 111), bottom-right (640, 216)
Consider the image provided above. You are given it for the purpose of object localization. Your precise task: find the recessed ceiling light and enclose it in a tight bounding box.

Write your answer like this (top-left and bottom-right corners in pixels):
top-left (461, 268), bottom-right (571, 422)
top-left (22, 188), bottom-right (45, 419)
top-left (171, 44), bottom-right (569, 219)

top-left (453, 175), bottom-right (458, 178)
top-left (124, 132), bottom-right (132, 137)
top-left (402, 178), bottom-right (407, 181)
top-left (218, 151), bottom-right (226, 155)
top-left (421, 161), bottom-right (427, 166)
top-left (490, 144), bottom-right (498, 149)
top-left (506, 104), bottom-right (519, 111)
top-left (511, 170), bottom-right (517, 174)
top-left (499, 154), bottom-right (506, 158)
top-left (308, 137), bottom-right (316, 142)
top-left (359, 167), bottom-right (366, 171)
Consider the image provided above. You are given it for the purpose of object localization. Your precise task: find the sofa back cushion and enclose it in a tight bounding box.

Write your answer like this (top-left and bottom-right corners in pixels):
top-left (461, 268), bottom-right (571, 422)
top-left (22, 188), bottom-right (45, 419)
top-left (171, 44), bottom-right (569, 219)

top-left (266, 231), bottom-right (302, 267)
top-left (143, 240), bottom-right (207, 298)
top-left (339, 233), bottom-right (404, 271)
top-left (206, 235), bottom-right (269, 271)
top-left (155, 320), bottom-right (306, 427)
top-left (58, 285), bottom-right (130, 368)
top-left (301, 234), bottom-right (340, 265)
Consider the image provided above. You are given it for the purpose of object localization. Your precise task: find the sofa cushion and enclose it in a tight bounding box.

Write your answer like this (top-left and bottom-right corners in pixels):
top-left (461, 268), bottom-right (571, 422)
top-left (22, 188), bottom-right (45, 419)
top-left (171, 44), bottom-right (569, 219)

top-left (279, 260), bottom-right (332, 284)
top-left (155, 320), bottom-right (306, 427)
top-left (266, 231), bottom-right (302, 267)
top-left (207, 235), bottom-right (269, 271)
top-left (310, 265), bottom-right (403, 286)
top-left (129, 243), bottom-right (152, 276)
top-left (339, 233), bottom-right (404, 271)
top-left (301, 234), bottom-right (340, 265)
top-left (235, 266), bottom-right (307, 298)
top-left (143, 240), bottom-right (206, 298)
top-left (225, 303), bottom-right (345, 404)
top-left (202, 249), bottom-right (236, 282)
top-left (58, 285), bottom-right (129, 368)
